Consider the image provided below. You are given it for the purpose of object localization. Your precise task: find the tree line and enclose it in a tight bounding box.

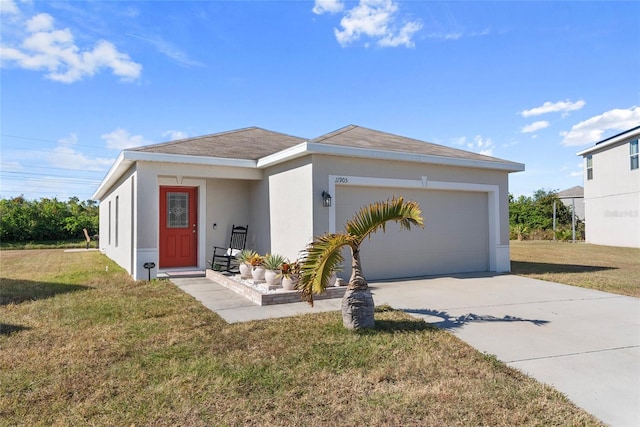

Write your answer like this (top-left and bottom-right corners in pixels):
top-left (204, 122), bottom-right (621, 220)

top-left (0, 196), bottom-right (99, 242)
top-left (509, 189), bottom-right (583, 240)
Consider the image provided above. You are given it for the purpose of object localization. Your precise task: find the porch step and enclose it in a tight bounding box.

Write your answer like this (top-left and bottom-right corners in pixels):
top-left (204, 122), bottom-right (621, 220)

top-left (162, 270), bottom-right (206, 278)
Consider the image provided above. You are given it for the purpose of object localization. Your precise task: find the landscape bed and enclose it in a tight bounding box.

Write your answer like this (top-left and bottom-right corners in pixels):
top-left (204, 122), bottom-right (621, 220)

top-left (206, 269), bottom-right (346, 305)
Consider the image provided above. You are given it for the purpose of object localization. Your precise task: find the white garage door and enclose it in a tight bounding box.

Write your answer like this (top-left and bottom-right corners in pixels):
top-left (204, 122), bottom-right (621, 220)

top-left (335, 186), bottom-right (489, 281)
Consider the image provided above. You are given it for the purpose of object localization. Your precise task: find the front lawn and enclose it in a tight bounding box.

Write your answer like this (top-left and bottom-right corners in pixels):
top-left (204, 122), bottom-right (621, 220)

top-left (510, 241), bottom-right (640, 297)
top-left (0, 250), bottom-right (601, 425)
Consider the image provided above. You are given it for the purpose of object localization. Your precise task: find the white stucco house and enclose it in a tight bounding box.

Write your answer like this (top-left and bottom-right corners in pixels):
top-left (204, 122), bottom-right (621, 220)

top-left (577, 126), bottom-right (640, 248)
top-left (92, 125), bottom-right (525, 281)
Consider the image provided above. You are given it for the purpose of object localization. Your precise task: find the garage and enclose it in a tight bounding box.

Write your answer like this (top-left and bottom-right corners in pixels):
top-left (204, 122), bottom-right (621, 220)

top-left (335, 185), bottom-right (489, 280)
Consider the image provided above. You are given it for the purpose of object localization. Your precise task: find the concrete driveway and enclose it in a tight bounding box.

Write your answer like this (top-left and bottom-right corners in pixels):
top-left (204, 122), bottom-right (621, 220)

top-left (369, 273), bottom-right (640, 427)
top-left (173, 273), bottom-right (640, 426)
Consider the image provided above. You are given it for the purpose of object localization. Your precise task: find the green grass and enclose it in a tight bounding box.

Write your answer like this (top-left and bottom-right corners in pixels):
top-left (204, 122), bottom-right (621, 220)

top-left (0, 250), bottom-right (602, 426)
top-left (0, 239), bottom-right (94, 250)
top-left (511, 240), bottom-right (640, 297)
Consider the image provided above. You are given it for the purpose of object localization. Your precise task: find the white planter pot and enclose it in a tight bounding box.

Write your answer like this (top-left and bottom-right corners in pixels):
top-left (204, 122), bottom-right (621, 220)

top-left (282, 275), bottom-right (298, 290)
top-left (265, 269), bottom-right (282, 286)
top-left (328, 272), bottom-right (337, 287)
top-left (251, 265), bottom-right (266, 281)
top-left (239, 263), bottom-right (252, 279)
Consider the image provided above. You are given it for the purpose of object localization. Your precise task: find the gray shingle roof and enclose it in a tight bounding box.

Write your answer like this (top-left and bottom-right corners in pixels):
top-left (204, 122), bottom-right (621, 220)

top-left (310, 125), bottom-right (513, 164)
top-left (131, 127), bottom-right (306, 161)
top-left (557, 186), bottom-right (584, 199)
top-left (130, 124), bottom-right (515, 165)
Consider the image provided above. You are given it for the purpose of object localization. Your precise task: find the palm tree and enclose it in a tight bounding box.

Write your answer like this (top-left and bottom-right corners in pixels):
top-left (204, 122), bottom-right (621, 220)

top-left (297, 196), bottom-right (424, 330)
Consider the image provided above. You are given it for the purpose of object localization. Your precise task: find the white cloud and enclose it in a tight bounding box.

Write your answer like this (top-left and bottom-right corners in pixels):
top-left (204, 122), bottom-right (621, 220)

top-left (313, 0), bottom-right (344, 15)
top-left (520, 100), bottom-right (586, 118)
top-left (101, 128), bottom-right (152, 149)
top-left (426, 28), bottom-right (490, 41)
top-left (315, 0), bottom-right (421, 48)
top-left (125, 33), bottom-right (202, 68)
top-left (162, 130), bottom-right (188, 141)
top-left (0, 12), bottom-right (142, 83)
top-left (43, 133), bottom-right (114, 171)
top-left (560, 106), bottom-right (640, 146)
top-left (474, 135), bottom-right (494, 156)
top-left (0, 0), bottom-right (20, 15)
top-left (378, 20), bottom-right (422, 48)
top-left (521, 120), bottom-right (550, 133)
top-left (25, 12), bottom-right (53, 31)
top-left (426, 32), bottom-right (462, 41)
top-left (455, 135), bottom-right (494, 156)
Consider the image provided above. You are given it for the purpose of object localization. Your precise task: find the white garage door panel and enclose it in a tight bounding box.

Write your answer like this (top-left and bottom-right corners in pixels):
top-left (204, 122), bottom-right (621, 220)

top-left (335, 187), bottom-right (489, 280)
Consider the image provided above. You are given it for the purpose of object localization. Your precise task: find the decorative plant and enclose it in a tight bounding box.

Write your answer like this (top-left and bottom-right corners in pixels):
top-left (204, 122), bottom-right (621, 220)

top-left (279, 259), bottom-right (300, 279)
top-left (237, 249), bottom-right (257, 265)
top-left (249, 253), bottom-right (264, 267)
top-left (298, 196), bottom-right (423, 330)
top-left (263, 253), bottom-right (286, 271)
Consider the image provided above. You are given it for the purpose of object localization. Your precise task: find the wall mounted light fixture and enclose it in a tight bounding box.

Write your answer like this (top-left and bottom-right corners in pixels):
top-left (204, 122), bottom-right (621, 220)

top-left (322, 191), bottom-right (332, 207)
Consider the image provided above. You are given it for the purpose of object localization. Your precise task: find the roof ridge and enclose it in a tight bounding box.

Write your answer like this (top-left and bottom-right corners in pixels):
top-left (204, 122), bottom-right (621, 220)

top-left (310, 125), bottom-right (358, 143)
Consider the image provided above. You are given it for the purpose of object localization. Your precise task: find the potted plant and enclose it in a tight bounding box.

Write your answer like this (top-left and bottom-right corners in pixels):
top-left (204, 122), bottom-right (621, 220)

top-left (263, 253), bottom-right (286, 286)
top-left (249, 253), bottom-right (265, 281)
top-left (279, 259), bottom-right (300, 290)
top-left (236, 249), bottom-right (257, 279)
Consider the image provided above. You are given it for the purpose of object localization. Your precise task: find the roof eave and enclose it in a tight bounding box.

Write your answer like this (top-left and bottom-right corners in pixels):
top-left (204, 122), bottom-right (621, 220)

top-left (298, 142), bottom-right (525, 172)
top-left (92, 151), bottom-right (258, 200)
top-left (92, 151), bottom-right (131, 200)
top-left (577, 127), bottom-right (640, 156)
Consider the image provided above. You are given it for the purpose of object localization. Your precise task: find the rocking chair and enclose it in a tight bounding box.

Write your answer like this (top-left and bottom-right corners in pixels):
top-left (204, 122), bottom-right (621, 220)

top-left (210, 224), bottom-right (248, 273)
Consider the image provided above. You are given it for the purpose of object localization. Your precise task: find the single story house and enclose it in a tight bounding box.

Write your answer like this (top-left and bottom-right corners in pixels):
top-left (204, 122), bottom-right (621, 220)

top-left (577, 126), bottom-right (640, 248)
top-left (92, 125), bottom-right (525, 281)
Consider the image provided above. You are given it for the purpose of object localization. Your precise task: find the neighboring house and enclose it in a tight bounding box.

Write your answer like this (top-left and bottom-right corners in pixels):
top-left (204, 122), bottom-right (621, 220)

top-left (557, 186), bottom-right (585, 221)
top-left (92, 125), bottom-right (525, 280)
top-left (577, 126), bottom-right (640, 248)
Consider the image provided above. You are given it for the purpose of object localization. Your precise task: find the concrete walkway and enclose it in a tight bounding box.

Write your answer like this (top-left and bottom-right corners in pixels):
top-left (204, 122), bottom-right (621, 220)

top-left (171, 274), bottom-right (640, 427)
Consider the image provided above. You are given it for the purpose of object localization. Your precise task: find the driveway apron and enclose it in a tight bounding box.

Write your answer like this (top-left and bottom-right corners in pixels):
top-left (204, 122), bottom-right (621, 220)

top-left (369, 273), bottom-right (640, 427)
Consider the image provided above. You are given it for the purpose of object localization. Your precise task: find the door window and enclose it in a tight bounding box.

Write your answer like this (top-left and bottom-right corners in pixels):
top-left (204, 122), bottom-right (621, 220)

top-left (167, 192), bottom-right (189, 228)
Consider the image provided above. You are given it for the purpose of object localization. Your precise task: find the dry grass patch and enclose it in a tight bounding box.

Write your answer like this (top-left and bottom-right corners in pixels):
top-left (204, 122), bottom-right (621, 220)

top-left (1, 250), bottom-right (602, 426)
top-left (510, 241), bottom-right (640, 297)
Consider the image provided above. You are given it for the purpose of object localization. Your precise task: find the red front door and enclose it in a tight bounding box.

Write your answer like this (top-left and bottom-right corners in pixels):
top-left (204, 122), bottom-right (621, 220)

top-left (159, 186), bottom-right (198, 268)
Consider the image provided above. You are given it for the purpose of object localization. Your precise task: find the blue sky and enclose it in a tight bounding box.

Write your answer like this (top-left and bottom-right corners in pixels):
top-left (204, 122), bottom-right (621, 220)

top-left (1, 0), bottom-right (639, 201)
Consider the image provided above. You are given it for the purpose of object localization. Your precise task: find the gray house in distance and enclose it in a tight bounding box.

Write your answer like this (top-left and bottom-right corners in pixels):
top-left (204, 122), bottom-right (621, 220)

top-left (577, 126), bottom-right (640, 248)
top-left (92, 125), bottom-right (525, 280)
top-left (557, 186), bottom-right (584, 221)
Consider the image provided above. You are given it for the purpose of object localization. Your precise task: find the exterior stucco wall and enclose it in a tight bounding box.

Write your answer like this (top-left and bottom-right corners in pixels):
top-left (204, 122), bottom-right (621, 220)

top-left (132, 161), bottom-right (260, 279)
top-left (583, 141), bottom-right (640, 248)
top-left (310, 154), bottom-right (511, 245)
top-left (205, 179), bottom-right (252, 264)
top-left (264, 158), bottom-right (314, 260)
top-left (247, 179), bottom-right (272, 255)
top-left (99, 164), bottom-right (136, 275)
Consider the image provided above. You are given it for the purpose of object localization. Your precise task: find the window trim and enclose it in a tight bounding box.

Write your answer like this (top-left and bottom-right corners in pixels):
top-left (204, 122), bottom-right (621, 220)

top-left (586, 155), bottom-right (593, 180)
top-left (631, 139), bottom-right (639, 170)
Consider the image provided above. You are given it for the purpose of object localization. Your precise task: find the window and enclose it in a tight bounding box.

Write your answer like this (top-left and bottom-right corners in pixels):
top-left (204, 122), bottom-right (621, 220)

top-left (108, 201), bottom-right (112, 245)
top-left (586, 155), bottom-right (593, 180)
top-left (167, 192), bottom-right (189, 228)
top-left (115, 196), bottom-right (119, 247)
top-left (631, 140), bottom-right (639, 170)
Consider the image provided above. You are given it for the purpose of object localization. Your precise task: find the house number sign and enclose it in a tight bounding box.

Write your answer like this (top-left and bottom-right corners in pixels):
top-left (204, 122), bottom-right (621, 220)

top-left (334, 177), bottom-right (348, 184)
